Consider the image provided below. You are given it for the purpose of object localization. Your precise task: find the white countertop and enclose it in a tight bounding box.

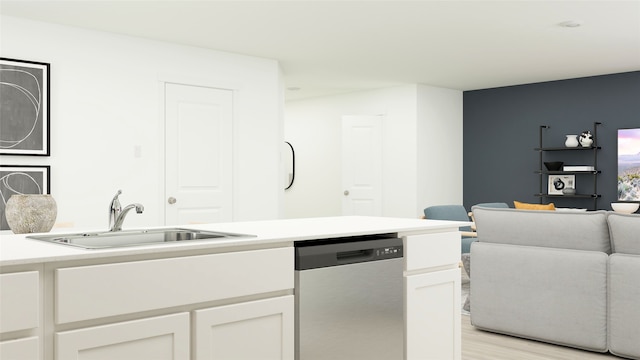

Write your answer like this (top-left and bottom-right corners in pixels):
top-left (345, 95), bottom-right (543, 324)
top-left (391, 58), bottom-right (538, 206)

top-left (0, 216), bottom-right (467, 267)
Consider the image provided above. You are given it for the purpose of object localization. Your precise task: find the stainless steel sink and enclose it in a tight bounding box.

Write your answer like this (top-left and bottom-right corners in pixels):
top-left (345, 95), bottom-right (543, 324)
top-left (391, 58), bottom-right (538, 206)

top-left (27, 228), bottom-right (256, 249)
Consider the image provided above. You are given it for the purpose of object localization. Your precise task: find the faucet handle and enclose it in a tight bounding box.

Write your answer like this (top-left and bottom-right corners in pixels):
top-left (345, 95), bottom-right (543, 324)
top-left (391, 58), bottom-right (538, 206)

top-left (112, 189), bottom-right (122, 201)
top-left (110, 189), bottom-right (123, 211)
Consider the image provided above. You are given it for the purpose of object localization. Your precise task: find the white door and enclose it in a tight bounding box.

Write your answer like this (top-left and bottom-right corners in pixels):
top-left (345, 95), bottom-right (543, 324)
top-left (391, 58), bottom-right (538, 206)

top-left (165, 83), bottom-right (233, 225)
top-left (341, 115), bottom-right (383, 216)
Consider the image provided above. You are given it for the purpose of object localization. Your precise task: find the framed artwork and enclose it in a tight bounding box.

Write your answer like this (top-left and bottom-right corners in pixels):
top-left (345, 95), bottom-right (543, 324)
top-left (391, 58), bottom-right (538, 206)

top-left (618, 128), bottom-right (640, 201)
top-left (0, 165), bottom-right (50, 230)
top-left (0, 57), bottom-right (50, 156)
top-left (548, 175), bottom-right (575, 195)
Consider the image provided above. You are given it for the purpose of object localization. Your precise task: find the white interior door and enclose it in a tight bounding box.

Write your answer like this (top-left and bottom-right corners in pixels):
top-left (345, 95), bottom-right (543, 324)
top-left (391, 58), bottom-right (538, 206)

top-left (165, 83), bottom-right (233, 225)
top-left (341, 115), bottom-right (383, 216)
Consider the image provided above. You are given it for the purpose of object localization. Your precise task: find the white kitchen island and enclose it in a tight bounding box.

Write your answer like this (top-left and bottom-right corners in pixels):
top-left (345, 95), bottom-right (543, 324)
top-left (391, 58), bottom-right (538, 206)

top-left (0, 216), bottom-right (465, 360)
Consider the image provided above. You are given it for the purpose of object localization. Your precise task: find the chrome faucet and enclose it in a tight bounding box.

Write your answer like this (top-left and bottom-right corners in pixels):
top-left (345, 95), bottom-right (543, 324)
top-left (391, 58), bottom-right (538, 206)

top-left (108, 189), bottom-right (144, 231)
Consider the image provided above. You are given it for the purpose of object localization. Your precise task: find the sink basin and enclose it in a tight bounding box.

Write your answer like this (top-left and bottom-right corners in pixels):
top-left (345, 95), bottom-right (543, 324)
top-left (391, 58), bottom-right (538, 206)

top-left (27, 228), bottom-right (256, 249)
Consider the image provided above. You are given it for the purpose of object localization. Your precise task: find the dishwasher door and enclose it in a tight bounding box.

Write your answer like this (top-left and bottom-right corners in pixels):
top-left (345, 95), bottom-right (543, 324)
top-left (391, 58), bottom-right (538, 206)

top-left (295, 237), bottom-right (404, 360)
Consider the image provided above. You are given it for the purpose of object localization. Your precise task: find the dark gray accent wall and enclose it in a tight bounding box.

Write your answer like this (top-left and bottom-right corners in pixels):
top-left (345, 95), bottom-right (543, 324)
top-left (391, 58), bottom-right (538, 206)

top-left (463, 71), bottom-right (640, 210)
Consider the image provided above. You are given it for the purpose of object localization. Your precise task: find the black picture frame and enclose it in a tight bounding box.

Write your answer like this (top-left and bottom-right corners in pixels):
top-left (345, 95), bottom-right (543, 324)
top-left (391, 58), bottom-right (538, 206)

top-left (0, 57), bottom-right (51, 156)
top-left (0, 165), bottom-right (51, 230)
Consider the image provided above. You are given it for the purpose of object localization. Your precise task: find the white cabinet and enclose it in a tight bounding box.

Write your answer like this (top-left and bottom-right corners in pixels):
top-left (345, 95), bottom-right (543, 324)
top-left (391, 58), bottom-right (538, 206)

top-left (56, 247), bottom-right (293, 324)
top-left (0, 271), bottom-right (39, 333)
top-left (0, 271), bottom-right (40, 360)
top-left (194, 295), bottom-right (294, 360)
top-left (405, 268), bottom-right (460, 360)
top-left (0, 337), bottom-right (39, 360)
top-left (56, 313), bottom-right (189, 360)
top-left (403, 233), bottom-right (461, 360)
top-left (52, 247), bottom-right (294, 360)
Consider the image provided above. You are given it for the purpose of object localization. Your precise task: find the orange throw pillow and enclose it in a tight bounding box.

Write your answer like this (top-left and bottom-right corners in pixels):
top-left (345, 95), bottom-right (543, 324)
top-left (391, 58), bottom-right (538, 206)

top-left (513, 201), bottom-right (556, 210)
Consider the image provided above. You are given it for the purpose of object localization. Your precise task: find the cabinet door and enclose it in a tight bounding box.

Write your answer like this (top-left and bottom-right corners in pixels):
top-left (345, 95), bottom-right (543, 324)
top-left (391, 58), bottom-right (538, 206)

top-left (405, 268), bottom-right (461, 360)
top-left (56, 313), bottom-right (189, 360)
top-left (0, 337), bottom-right (39, 360)
top-left (0, 271), bottom-right (39, 333)
top-left (194, 296), bottom-right (294, 360)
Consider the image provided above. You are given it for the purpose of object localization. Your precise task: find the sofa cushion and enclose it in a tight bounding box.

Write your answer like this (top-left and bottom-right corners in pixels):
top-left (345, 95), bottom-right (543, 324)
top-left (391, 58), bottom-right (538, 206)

top-left (608, 254), bottom-right (640, 359)
top-left (471, 207), bottom-right (611, 253)
top-left (607, 212), bottom-right (640, 255)
top-left (470, 242), bottom-right (608, 352)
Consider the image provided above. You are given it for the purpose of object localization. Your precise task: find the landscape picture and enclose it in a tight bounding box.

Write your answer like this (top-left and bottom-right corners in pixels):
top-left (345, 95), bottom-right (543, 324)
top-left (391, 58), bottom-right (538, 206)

top-left (618, 128), bottom-right (640, 201)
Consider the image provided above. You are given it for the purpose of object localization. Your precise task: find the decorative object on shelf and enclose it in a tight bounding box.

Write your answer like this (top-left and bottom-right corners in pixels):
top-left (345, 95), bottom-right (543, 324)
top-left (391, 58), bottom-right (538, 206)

top-left (5, 194), bottom-right (57, 233)
top-left (564, 134), bottom-right (579, 147)
top-left (617, 127), bottom-right (640, 201)
top-left (610, 202), bottom-right (639, 214)
top-left (544, 161), bottom-right (564, 171)
top-left (0, 165), bottom-right (51, 230)
top-left (579, 130), bottom-right (594, 147)
top-left (562, 187), bottom-right (576, 195)
top-left (548, 175), bottom-right (575, 195)
top-left (0, 57), bottom-right (51, 156)
top-left (563, 165), bottom-right (595, 171)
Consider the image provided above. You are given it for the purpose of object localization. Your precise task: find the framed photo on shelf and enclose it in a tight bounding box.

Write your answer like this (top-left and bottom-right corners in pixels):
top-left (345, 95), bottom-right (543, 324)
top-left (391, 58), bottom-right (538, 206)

top-left (548, 175), bottom-right (575, 195)
top-left (0, 165), bottom-right (51, 230)
top-left (0, 57), bottom-right (50, 156)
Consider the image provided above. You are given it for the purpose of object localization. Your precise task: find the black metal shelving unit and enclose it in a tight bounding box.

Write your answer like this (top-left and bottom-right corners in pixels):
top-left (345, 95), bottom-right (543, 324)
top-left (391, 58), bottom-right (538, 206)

top-left (535, 122), bottom-right (602, 210)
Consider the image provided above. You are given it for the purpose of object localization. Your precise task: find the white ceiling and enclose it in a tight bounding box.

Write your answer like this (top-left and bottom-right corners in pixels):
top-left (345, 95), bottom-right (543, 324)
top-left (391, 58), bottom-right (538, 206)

top-left (2, 0), bottom-right (639, 100)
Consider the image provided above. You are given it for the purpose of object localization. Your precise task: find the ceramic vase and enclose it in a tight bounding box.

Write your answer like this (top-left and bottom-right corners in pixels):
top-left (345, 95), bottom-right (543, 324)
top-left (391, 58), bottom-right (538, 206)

top-left (5, 194), bottom-right (57, 234)
top-left (579, 131), bottom-right (594, 147)
top-left (564, 135), bottom-right (579, 147)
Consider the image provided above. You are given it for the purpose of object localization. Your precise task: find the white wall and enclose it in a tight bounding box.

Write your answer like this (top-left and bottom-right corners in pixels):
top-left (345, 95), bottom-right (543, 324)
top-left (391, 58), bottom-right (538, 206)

top-left (284, 84), bottom-right (462, 219)
top-left (1, 16), bottom-right (283, 229)
top-left (416, 84), bottom-right (464, 211)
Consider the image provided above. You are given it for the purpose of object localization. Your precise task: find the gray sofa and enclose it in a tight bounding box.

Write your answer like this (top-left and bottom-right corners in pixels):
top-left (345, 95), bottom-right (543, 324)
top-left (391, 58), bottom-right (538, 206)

top-left (469, 207), bottom-right (640, 359)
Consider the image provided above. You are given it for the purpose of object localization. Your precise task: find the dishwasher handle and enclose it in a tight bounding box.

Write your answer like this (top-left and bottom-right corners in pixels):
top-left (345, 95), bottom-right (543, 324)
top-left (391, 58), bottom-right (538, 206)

top-left (336, 249), bottom-right (374, 262)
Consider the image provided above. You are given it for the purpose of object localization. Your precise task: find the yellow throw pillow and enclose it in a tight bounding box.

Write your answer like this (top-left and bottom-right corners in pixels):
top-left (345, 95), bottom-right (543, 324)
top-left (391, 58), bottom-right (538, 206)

top-left (513, 201), bottom-right (556, 211)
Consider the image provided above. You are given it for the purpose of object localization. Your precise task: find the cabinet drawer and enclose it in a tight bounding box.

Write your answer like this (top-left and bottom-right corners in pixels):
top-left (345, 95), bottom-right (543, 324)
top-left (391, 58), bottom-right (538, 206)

top-left (56, 247), bottom-right (294, 324)
top-left (0, 336), bottom-right (39, 360)
top-left (404, 232), bottom-right (460, 271)
top-left (0, 271), bottom-right (39, 333)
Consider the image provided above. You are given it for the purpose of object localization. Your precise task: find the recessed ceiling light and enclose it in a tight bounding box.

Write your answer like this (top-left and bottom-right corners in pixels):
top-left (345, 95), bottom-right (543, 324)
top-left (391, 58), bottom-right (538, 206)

top-left (559, 20), bottom-right (582, 28)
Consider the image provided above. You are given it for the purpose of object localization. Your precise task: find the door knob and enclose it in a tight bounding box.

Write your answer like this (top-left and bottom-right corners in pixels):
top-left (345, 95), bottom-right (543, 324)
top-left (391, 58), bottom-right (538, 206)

top-left (168, 197), bottom-right (177, 204)
top-left (344, 190), bottom-right (349, 196)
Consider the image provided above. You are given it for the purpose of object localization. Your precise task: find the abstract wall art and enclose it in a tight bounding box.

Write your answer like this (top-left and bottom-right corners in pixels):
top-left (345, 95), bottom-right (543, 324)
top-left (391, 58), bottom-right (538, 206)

top-left (0, 57), bottom-right (50, 156)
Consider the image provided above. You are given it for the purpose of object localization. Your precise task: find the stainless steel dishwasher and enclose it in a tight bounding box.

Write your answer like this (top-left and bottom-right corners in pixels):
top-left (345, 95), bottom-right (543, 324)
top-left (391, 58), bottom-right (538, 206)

top-left (294, 234), bottom-right (404, 360)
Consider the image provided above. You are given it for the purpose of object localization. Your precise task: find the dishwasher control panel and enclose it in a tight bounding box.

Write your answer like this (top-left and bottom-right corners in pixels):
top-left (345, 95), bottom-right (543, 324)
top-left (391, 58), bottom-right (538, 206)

top-left (375, 245), bottom-right (403, 259)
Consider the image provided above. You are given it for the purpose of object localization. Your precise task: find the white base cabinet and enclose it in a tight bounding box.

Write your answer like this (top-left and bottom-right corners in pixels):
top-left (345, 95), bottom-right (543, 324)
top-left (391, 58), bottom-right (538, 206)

top-left (0, 271), bottom-right (41, 360)
top-left (403, 233), bottom-right (461, 360)
top-left (56, 313), bottom-right (190, 360)
top-left (194, 295), bottom-right (294, 360)
top-left (0, 337), bottom-right (39, 360)
top-left (405, 268), bottom-right (461, 360)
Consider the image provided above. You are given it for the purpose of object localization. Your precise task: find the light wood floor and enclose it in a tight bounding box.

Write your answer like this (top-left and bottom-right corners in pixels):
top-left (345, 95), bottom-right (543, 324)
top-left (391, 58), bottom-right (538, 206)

top-left (461, 314), bottom-right (622, 360)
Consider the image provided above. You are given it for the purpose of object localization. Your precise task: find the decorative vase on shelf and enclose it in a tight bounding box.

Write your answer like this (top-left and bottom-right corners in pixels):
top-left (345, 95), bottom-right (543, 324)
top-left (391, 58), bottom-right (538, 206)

top-left (579, 130), bottom-right (594, 147)
top-left (564, 135), bottom-right (579, 147)
top-left (5, 194), bottom-right (57, 234)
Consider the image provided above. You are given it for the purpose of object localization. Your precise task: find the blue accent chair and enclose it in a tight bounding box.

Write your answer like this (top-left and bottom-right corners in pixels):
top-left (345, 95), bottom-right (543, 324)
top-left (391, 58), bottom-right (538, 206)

top-left (423, 205), bottom-right (476, 254)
